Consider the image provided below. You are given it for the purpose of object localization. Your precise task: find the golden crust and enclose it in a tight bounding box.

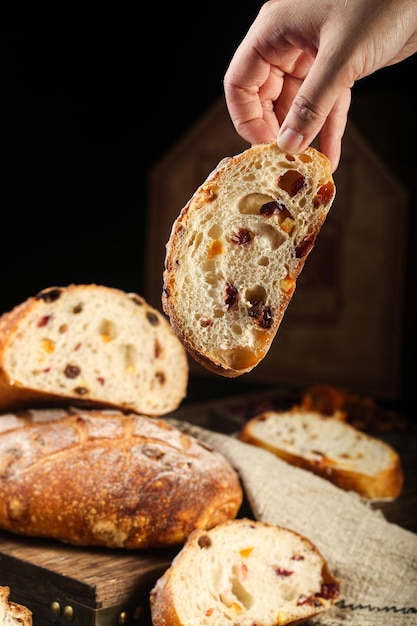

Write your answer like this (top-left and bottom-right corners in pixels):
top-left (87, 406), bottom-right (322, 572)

top-left (0, 409), bottom-right (243, 548)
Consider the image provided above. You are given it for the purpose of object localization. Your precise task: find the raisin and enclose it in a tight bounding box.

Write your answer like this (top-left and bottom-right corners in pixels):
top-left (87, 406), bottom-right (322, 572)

top-left (197, 534), bottom-right (212, 549)
top-left (64, 364), bottom-right (81, 379)
top-left (72, 304), bottom-right (83, 314)
top-left (146, 312), bottom-right (159, 326)
top-left (225, 283), bottom-right (239, 309)
top-left (295, 235), bottom-right (315, 259)
top-left (36, 288), bottom-right (62, 303)
top-left (230, 229), bottom-right (252, 245)
top-left (74, 387), bottom-right (88, 396)
top-left (260, 200), bottom-right (287, 216)
top-left (248, 301), bottom-right (273, 329)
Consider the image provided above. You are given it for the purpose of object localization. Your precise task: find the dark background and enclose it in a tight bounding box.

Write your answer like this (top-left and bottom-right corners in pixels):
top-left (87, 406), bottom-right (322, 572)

top-left (2, 14), bottom-right (416, 414)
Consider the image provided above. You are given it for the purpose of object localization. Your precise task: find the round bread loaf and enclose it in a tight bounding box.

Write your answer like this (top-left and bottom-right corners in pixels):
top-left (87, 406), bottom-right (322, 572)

top-left (150, 518), bottom-right (341, 626)
top-left (0, 409), bottom-right (243, 548)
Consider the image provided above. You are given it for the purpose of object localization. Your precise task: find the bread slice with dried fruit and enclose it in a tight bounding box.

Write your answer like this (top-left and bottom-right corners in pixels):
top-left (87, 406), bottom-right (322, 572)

top-left (162, 141), bottom-right (335, 377)
top-left (0, 284), bottom-right (188, 416)
top-left (0, 586), bottom-right (32, 626)
top-left (150, 518), bottom-right (341, 626)
top-left (238, 408), bottom-right (404, 499)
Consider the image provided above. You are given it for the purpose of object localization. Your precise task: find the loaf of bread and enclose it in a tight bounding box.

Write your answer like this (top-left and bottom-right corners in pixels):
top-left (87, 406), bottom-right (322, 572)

top-left (0, 284), bottom-right (188, 416)
top-left (162, 142), bottom-right (336, 377)
top-left (0, 408), bottom-right (243, 548)
top-left (238, 409), bottom-right (404, 499)
top-left (150, 518), bottom-right (341, 626)
top-left (0, 587), bottom-right (32, 626)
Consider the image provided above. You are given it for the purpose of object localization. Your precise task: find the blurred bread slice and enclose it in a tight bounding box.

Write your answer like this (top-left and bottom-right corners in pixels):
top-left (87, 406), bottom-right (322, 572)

top-left (238, 408), bottom-right (404, 500)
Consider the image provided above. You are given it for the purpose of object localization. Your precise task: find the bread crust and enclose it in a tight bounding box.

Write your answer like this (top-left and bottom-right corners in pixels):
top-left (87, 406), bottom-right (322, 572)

top-left (238, 409), bottom-right (404, 499)
top-left (162, 142), bottom-right (335, 377)
top-left (0, 284), bottom-right (188, 416)
top-left (0, 409), bottom-right (243, 548)
top-left (150, 518), bottom-right (341, 626)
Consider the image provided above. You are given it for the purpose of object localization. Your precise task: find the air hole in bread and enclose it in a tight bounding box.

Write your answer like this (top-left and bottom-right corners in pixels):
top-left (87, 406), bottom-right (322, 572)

top-left (278, 170), bottom-right (306, 197)
top-left (245, 285), bottom-right (267, 305)
top-left (99, 319), bottom-right (117, 342)
top-left (123, 344), bottom-right (137, 371)
top-left (231, 323), bottom-right (243, 336)
top-left (238, 193), bottom-right (275, 215)
top-left (257, 223), bottom-right (285, 250)
top-left (258, 256), bottom-right (269, 267)
top-left (208, 224), bottom-right (223, 238)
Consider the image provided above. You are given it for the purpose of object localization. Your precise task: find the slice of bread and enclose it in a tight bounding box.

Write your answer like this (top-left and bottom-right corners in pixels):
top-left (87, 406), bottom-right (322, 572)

top-left (0, 587), bottom-right (32, 626)
top-left (162, 141), bottom-right (335, 377)
top-left (150, 518), bottom-right (341, 626)
top-left (0, 284), bottom-right (188, 416)
top-left (238, 409), bottom-right (404, 500)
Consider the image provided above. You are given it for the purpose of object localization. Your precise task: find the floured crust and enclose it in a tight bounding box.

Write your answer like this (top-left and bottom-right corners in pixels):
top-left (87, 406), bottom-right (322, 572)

top-left (0, 408), bottom-right (243, 548)
top-left (150, 518), bottom-right (341, 626)
top-left (162, 142), bottom-right (335, 377)
top-left (0, 284), bottom-right (189, 416)
top-left (238, 409), bottom-right (404, 500)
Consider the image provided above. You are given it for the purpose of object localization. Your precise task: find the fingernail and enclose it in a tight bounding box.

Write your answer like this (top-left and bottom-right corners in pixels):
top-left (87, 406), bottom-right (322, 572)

top-left (277, 127), bottom-right (304, 153)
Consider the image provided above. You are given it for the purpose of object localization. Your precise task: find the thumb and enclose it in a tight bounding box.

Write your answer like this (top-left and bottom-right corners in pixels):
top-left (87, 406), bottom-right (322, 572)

top-left (277, 53), bottom-right (350, 155)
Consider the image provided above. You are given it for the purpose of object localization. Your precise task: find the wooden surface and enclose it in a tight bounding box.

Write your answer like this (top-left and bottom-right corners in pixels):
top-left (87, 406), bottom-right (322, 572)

top-left (0, 388), bottom-right (415, 625)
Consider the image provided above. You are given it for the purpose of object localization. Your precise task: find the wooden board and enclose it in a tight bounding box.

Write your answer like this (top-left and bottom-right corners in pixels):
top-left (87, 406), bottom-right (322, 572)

top-left (0, 531), bottom-right (178, 625)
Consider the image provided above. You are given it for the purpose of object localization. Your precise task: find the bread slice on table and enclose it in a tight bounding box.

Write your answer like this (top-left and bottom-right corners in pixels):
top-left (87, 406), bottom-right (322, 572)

top-left (0, 284), bottom-right (188, 416)
top-left (0, 586), bottom-right (32, 626)
top-left (238, 409), bottom-right (404, 500)
top-left (162, 141), bottom-right (335, 377)
top-left (0, 408), bottom-right (243, 548)
top-left (150, 518), bottom-right (341, 626)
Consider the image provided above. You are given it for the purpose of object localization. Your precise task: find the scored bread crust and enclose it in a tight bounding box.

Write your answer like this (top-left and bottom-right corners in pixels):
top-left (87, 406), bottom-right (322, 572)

top-left (162, 142), bottom-right (335, 377)
top-left (238, 409), bottom-right (404, 500)
top-left (150, 518), bottom-right (341, 626)
top-left (0, 284), bottom-right (188, 416)
top-left (0, 408), bottom-right (243, 548)
top-left (0, 586), bottom-right (32, 626)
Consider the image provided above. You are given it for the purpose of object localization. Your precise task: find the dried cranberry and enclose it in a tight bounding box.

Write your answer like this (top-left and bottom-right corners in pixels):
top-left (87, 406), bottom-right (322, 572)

top-left (225, 283), bottom-right (238, 309)
top-left (230, 229), bottom-right (252, 244)
top-left (37, 315), bottom-right (51, 328)
top-left (260, 200), bottom-right (287, 216)
top-left (248, 301), bottom-right (273, 329)
top-left (317, 582), bottom-right (340, 600)
top-left (274, 567), bottom-right (293, 577)
top-left (295, 235), bottom-right (315, 259)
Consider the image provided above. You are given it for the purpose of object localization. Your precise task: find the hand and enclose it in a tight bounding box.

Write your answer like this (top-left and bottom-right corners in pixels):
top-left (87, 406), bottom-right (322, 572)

top-left (224, 0), bottom-right (417, 171)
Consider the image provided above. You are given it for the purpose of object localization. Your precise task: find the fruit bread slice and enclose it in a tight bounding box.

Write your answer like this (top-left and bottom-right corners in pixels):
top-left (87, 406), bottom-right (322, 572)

top-left (162, 141), bottom-right (335, 377)
top-left (0, 284), bottom-right (188, 416)
top-left (150, 518), bottom-right (341, 626)
top-left (0, 586), bottom-right (32, 626)
top-left (238, 409), bottom-right (404, 499)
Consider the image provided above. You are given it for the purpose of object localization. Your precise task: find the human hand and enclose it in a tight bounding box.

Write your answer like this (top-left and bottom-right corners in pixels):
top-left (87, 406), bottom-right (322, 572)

top-left (224, 0), bottom-right (417, 171)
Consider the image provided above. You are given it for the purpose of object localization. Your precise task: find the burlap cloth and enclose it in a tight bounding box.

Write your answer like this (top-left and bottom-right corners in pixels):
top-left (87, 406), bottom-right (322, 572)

top-left (168, 419), bottom-right (417, 626)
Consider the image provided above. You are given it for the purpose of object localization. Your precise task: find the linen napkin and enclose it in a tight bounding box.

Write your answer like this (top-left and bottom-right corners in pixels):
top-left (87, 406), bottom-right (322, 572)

top-left (168, 419), bottom-right (417, 626)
